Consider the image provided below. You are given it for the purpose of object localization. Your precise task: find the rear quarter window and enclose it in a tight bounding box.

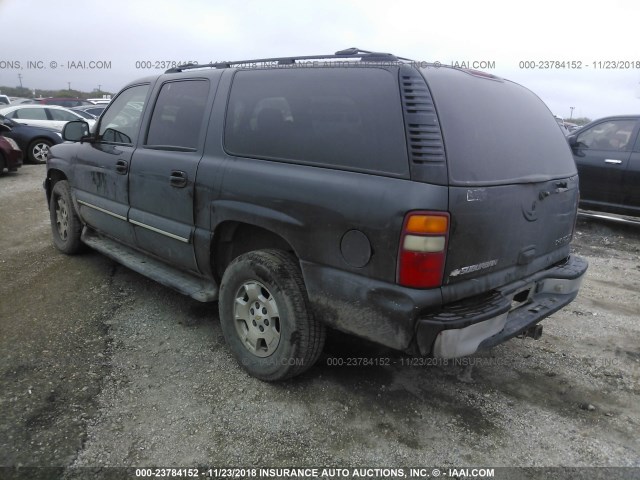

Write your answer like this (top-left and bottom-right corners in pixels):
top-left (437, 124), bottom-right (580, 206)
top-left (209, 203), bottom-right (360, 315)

top-left (224, 67), bottom-right (409, 177)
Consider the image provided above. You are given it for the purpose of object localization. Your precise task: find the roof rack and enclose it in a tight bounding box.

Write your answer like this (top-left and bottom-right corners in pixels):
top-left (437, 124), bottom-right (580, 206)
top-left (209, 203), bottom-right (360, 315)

top-left (165, 48), bottom-right (413, 73)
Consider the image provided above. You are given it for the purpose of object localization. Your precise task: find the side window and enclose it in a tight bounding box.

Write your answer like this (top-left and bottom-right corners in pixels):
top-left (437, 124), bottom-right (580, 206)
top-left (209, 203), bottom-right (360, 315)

top-left (577, 120), bottom-right (636, 151)
top-left (146, 79), bottom-right (209, 150)
top-left (224, 68), bottom-right (409, 176)
top-left (15, 108), bottom-right (47, 120)
top-left (99, 84), bottom-right (150, 145)
top-left (633, 123), bottom-right (640, 152)
top-left (48, 108), bottom-right (79, 121)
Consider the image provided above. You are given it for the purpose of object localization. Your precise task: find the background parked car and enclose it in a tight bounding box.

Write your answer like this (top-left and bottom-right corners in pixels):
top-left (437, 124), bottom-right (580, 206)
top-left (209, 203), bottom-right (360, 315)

top-left (0, 105), bottom-right (95, 132)
top-left (569, 115), bottom-right (640, 220)
top-left (0, 95), bottom-right (10, 106)
top-left (35, 97), bottom-right (94, 108)
top-left (10, 98), bottom-right (38, 105)
top-left (87, 97), bottom-right (112, 105)
top-left (70, 104), bottom-right (106, 119)
top-left (0, 114), bottom-right (62, 164)
top-left (554, 116), bottom-right (571, 135)
top-left (0, 124), bottom-right (23, 173)
top-left (564, 121), bottom-right (581, 133)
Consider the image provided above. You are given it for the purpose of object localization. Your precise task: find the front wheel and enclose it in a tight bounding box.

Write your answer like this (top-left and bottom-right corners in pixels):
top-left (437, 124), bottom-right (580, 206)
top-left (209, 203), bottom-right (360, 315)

top-left (218, 249), bottom-right (326, 381)
top-left (28, 139), bottom-right (52, 164)
top-left (49, 180), bottom-right (83, 254)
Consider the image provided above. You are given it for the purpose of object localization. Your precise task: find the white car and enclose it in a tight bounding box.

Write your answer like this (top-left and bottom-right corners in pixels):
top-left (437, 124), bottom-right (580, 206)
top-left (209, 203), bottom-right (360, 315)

top-left (87, 97), bottom-right (112, 105)
top-left (0, 105), bottom-right (95, 132)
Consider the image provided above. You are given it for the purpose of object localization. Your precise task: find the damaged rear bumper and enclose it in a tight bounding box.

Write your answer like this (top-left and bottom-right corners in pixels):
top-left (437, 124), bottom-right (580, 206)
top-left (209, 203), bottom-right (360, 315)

top-left (415, 255), bottom-right (588, 357)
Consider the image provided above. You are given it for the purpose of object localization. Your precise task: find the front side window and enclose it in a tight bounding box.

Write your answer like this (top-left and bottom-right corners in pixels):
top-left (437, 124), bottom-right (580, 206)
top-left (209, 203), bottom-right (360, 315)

top-left (224, 68), bottom-right (408, 176)
top-left (146, 79), bottom-right (209, 150)
top-left (14, 108), bottom-right (47, 120)
top-left (577, 120), bottom-right (637, 151)
top-left (99, 84), bottom-right (150, 144)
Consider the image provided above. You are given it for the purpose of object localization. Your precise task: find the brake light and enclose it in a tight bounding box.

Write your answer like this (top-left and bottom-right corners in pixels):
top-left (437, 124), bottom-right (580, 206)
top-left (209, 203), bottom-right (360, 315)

top-left (397, 211), bottom-right (450, 288)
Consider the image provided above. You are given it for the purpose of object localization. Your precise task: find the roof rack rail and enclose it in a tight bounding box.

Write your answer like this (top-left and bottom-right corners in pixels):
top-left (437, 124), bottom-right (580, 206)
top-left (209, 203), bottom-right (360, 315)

top-left (165, 48), bottom-right (413, 73)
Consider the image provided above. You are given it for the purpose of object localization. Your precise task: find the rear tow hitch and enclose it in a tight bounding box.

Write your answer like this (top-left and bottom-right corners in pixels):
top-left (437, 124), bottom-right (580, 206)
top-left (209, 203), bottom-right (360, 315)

top-left (518, 324), bottom-right (543, 340)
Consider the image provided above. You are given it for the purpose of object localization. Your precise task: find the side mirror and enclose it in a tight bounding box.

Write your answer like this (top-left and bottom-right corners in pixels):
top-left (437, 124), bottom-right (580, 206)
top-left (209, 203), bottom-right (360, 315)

top-left (0, 123), bottom-right (11, 133)
top-left (62, 120), bottom-right (91, 142)
top-left (567, 134), bottom-right (578, 147)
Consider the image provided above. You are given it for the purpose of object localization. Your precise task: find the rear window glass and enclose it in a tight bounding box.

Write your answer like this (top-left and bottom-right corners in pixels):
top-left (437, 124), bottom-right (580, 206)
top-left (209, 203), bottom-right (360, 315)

top-left (422, 68), bottom-right (577, 186)
top-left (48, 108), bottom-right (79, 121)
top-left (224, 68), bottom-right (408, 177)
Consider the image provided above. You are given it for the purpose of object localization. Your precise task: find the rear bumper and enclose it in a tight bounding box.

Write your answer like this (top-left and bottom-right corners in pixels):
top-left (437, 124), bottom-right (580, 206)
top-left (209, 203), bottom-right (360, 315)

top-left (302, 254), bottom-right (587, 355)
top-left (415, 255), bottom-right (588, 357)
top-left (4, 150), bottom-right (23, 172)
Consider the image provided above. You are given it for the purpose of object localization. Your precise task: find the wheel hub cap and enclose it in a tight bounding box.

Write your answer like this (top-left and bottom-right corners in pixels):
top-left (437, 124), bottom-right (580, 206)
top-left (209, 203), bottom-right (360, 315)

top-left (233, 281), bottom-right (280, 357)
top-left (34, 144), bottom-right (49, 162)
top-left (55, 197), bottom-right (69, 240)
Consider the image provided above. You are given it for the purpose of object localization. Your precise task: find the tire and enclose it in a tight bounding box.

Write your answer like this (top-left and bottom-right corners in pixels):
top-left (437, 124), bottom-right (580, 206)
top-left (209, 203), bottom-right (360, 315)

top-left (49, 180), bottom-right (83, 254)
top-left (219, 249), bottom-right (326, 381)
top-left (28, 138), bottom-right (52, 164)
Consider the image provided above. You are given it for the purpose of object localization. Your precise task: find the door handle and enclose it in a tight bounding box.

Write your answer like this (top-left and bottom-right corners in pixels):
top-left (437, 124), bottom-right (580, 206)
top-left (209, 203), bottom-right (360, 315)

top-left (170, 170), bottom-right (187, 188)
top-left (115, 160), bottom-right (128, 174)
top-left (604, 159), bottom-right (622, 164)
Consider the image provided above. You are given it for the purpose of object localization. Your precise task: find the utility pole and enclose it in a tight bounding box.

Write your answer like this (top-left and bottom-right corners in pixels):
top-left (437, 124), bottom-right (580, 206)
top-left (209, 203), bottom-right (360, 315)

top-left (98, 84), bottom-right (102, 92)
top-left (570, 107), bottom-right (575, 120)
top-left (67, 82), bottom-right (71, 91)
top-left (18, 74), bottom-right (23, 88)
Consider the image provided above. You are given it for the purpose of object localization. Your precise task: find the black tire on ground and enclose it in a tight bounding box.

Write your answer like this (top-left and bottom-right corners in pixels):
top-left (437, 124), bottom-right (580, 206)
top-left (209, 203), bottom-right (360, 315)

top-left (0, 152), bottom-right (5, 174)
top-left (219, 249), bottom-right (326, 381)
top-left (28, 138), bottom-right (52, 164)
top-left (49, 180), bottom-right (83, 254)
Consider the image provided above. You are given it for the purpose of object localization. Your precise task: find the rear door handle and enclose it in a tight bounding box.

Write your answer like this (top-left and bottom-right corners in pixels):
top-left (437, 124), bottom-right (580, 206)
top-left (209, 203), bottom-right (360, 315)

top-left (170, 170), bottom-right (187, 188)
top-left (604, 159), bottom-right (622, 164)
top-left (115, 160), bottom-right (128, 174)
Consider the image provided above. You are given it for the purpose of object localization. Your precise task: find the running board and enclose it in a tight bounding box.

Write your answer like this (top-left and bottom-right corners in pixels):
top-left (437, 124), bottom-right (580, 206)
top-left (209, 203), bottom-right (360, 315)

top-left (82, 228), bottom-right (218, 302)
top-left (578, 209), bottom-right (640, 226)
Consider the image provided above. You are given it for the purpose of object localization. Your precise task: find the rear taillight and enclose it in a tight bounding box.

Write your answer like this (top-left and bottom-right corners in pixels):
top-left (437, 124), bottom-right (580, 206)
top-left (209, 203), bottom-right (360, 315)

top-left (397, 211), bottom-right (450, 288)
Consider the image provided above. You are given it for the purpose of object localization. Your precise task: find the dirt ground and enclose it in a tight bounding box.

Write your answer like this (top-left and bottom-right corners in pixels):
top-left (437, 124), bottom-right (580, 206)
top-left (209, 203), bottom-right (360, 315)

top-left (1, 165), bottom-right (639, 477)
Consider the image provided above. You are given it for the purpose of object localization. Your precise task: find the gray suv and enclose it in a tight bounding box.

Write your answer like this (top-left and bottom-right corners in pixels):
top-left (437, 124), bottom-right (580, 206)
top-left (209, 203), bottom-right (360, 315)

top-left (45, 49), bottom-right (588, 381)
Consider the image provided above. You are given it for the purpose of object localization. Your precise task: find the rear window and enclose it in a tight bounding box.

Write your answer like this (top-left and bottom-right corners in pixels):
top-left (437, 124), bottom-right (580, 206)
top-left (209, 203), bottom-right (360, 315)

top-left (421, 68), bottom-right (576, 186)
top-left (224, 68), bottom-right (408, 177)
top-left (48, 108), bottom-right (79, 121)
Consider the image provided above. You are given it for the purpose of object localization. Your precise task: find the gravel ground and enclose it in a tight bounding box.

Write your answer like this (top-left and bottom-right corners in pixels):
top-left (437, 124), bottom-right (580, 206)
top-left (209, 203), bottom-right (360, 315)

top-left (1, 165), bottom-right (639, 478)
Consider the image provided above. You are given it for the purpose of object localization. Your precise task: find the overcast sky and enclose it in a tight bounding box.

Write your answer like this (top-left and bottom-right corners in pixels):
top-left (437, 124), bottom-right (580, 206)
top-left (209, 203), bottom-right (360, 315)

top-left (1, 0), bottom-right (639, 120)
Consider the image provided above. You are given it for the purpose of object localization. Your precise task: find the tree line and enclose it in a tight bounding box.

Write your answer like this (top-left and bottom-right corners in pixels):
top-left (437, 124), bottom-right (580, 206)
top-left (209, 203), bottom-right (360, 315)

top-left (0, 86), bottom-right (113, 99)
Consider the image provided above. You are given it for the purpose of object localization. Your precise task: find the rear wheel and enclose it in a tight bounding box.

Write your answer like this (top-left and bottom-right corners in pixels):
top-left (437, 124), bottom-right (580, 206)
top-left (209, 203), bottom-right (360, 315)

top-left (28, 139), bottom-right (52, 164)
top-left (219, 249), bottom-right (326, 381)
top-left (49, 180), bottom-right (83, 254)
